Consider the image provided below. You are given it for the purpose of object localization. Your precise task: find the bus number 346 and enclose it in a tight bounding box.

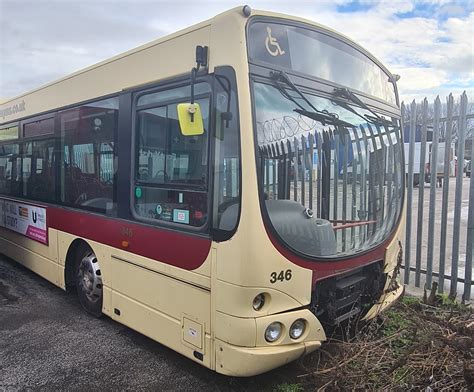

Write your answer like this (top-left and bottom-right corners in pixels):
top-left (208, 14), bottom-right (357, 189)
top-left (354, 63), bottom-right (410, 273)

top-left (270, 269), bottom-right (292, 283)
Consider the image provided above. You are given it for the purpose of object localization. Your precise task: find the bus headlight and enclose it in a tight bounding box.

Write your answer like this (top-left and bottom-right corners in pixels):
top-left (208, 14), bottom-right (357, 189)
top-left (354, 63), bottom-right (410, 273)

top-left (252, 293), bottom-right (265, 311)
top-left (265, 322), bottom-right (282, 342)
top-left (289, 319), bottom-right (306, 340)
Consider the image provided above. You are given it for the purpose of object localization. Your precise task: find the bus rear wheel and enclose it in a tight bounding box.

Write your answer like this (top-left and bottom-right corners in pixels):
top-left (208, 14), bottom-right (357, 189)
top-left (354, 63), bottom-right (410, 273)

top-left (75, 244), bottom-right (103, 317)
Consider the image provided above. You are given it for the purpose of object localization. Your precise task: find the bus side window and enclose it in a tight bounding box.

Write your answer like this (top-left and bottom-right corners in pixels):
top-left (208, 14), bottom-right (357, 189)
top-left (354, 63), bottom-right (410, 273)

top-left (0, 143), bottom-right (20, 196)
top-left (13, 117), bottom-right (57, 202)
top-left (58, 97), bottom-right (119, 215)
top-left (21, 139), bottom-right (56, 202)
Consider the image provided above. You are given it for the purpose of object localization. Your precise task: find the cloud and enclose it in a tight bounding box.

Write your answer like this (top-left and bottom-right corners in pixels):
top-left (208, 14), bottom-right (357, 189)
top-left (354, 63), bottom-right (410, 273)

top-left (289, 3), bottom-right (473, 101)
top-left (0, 0), bottom-right (169, 97)
top-left (0, 0), bottom-right (472, 103)
top-left (395, 67), bottom-right (449, 91)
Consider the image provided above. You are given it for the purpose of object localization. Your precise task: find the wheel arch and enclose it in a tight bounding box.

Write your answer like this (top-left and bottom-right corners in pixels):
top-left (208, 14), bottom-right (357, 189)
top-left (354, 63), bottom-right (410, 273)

top-left (64, 238), bottom-right (94, 292)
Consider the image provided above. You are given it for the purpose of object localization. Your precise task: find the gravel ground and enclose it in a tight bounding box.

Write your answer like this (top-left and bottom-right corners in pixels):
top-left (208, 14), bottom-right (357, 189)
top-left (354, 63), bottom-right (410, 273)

top-left (0, 255), bottom-right (297, 391)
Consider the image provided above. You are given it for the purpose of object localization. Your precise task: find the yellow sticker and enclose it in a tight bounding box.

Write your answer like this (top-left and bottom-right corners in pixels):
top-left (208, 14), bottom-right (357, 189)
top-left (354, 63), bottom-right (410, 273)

top-left (177, 103), bottom-right (204, 136)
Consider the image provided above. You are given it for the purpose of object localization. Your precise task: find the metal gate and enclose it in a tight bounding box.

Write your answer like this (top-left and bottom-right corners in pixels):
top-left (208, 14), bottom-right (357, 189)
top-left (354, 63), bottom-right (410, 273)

top-left (402, 92), bottom-right (473, 302)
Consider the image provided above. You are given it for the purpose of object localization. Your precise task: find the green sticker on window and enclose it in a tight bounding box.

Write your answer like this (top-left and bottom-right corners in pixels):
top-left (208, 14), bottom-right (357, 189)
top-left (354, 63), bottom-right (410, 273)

top-left (135, 187), bottom-right (142, 198)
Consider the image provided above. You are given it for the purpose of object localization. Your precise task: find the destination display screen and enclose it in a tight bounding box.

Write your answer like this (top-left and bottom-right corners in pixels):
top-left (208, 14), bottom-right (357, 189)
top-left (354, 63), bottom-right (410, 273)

top-left (248, 21), bottom-right (396, 105)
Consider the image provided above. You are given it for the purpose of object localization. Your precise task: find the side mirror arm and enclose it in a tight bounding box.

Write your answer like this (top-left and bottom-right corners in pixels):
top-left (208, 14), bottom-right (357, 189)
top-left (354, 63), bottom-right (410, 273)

top-left (190, 45), bottom-right (208, 122)
top-left (190, 66), bottom-right (198, 122)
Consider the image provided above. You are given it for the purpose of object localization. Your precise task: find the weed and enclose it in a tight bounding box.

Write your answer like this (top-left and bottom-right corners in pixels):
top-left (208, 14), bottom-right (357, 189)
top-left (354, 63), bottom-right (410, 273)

top-left (297, 298), bottom-right (472, 390)
top-left (438, 293), bottom-right (471, 311)
top-left (400, 295), bottom-right (421, 306)
top-left (273, 383), bottom-right (304, 392)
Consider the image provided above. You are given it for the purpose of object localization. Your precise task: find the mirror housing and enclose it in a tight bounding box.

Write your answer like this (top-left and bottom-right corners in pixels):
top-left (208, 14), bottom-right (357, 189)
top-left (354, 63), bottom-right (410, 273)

top-left (177, 103), bottom-right (204, 136)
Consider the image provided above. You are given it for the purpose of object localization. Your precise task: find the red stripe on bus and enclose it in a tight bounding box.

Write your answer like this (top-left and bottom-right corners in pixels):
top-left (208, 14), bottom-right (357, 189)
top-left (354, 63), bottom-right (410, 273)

top-left (47, 207), bottom-right (211, 270)
top-left (264, 223), bottom-right (390, 283)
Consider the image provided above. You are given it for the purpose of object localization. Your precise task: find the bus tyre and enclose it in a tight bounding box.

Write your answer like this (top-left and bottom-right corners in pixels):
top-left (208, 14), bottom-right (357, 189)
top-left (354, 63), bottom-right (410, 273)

top-left (75, 245), bottom-right (103, 317)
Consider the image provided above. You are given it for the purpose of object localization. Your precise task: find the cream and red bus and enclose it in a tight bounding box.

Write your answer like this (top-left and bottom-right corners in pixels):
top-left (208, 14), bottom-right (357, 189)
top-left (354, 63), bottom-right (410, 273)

top-left (0, 6), bottom-right (405, 376)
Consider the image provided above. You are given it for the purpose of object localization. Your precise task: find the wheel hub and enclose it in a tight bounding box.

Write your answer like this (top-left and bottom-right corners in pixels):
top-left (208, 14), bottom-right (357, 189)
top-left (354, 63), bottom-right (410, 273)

top-left (78, 252), bottom-right (102, 303)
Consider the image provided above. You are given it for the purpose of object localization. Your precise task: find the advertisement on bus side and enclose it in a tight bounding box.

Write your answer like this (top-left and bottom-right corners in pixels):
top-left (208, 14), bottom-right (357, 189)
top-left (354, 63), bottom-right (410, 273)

top-left (0, 198), bottom-right (48, 245)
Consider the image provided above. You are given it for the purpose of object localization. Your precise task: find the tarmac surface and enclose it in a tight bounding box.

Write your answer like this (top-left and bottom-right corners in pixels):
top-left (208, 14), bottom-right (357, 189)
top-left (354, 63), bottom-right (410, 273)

top-left (0, 255), bottom-right (296, 391)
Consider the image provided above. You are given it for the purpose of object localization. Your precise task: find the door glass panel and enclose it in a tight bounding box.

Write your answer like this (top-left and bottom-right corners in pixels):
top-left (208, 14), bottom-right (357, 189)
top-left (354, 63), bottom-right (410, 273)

top-left (134, 83), bottom-right (211, 228)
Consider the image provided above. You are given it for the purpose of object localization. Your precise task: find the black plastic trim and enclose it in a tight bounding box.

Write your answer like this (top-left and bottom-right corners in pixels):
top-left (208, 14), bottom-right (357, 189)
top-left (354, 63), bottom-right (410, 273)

top-left (117, 92), bottom-right (133, 220)
top-left (210, 66), bottom-right (242, 242)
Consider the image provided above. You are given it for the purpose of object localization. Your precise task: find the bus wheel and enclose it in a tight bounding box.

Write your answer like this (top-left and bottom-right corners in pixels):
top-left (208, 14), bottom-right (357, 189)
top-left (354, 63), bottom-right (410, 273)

top-left (75, 245), bottom-right (103, 317)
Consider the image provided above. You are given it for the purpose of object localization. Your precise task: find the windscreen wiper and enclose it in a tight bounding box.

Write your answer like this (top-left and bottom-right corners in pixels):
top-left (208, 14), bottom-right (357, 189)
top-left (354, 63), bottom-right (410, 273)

top-left (294, 108), bottom-right (354, 127)
top-left (269, 71), bottom-right (354, 128)
top-left (332, 87), bottom-right (392, 126)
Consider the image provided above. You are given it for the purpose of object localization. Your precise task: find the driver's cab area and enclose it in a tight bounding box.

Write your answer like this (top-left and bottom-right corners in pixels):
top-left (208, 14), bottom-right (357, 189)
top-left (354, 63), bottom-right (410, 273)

top-left (131, 66), bottom-right (241, 239)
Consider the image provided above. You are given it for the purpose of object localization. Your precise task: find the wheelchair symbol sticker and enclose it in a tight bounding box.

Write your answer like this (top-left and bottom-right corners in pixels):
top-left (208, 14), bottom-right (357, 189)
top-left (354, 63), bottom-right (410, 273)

top-left (265, 27), bottom-right (286, 57)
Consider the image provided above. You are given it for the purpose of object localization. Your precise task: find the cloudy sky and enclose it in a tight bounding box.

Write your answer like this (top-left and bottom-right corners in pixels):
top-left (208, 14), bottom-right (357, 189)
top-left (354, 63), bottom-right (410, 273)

top-left (0, 0), bottom-right (473, 103)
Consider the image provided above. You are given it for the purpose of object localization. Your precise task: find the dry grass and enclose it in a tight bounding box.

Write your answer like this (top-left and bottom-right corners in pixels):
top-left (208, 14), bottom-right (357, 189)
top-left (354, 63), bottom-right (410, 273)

top-left (295, 294), bottom-right (473, 391)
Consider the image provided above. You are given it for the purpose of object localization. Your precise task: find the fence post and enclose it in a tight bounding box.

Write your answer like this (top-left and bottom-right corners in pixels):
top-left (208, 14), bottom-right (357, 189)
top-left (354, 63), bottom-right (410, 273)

top-left (415, 99), bottom-right (428, 287)
top-left (425, 97), bottom-right (441, 289)
top-left (450, 91), bottom-right (468, 298)
top-left (464, 140), bottom-right (473, 303)
top-left (438, 94), bottom-right (454, 293)
top-left (403, 102), bottom-right (416, 284)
